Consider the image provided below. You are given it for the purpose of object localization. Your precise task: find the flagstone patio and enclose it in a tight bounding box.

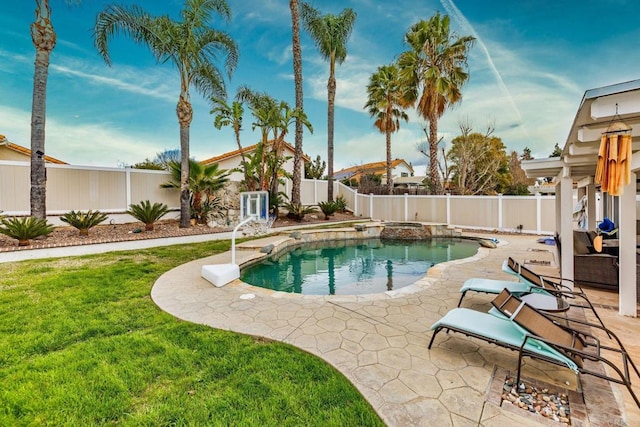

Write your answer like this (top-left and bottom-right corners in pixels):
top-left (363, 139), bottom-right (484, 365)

top-left (151, 232), bottom-right (640, 426)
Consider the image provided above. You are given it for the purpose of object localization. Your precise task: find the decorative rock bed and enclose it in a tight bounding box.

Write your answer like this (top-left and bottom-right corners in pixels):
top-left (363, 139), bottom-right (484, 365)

top-left (501, 376), bottom-right (573, 425)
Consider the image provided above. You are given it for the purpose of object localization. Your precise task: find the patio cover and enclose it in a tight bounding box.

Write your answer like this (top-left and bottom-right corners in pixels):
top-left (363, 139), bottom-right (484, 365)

top-left (522, 79), bottom-right (640, 316)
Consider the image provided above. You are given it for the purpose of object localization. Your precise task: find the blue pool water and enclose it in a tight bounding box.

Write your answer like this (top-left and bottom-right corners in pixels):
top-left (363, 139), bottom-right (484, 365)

top-left (240, 238), bottom-right (480, 295)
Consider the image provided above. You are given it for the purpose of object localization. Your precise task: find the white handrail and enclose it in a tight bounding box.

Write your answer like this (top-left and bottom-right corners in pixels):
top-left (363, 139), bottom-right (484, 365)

top-left (231, 216), bottom-right (256, 265)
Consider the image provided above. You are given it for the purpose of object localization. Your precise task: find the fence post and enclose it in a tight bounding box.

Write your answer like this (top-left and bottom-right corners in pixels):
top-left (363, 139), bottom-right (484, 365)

top-left (369, 193), bottom-right (374, 220)
top-left (498, 193), bottom-right (503, 231)
top-left (314, 179), bottom-right (318, 204)
top-left (446, 193), bottom-right (451, 225)
top-left (125, 167), bottom-right (132, 209)
top-left (536, 192), bottom-right (542, 234)
top-left (404, 193), bottom-right (408, 221)
top-left (354, 189), bottom-right (358, 216)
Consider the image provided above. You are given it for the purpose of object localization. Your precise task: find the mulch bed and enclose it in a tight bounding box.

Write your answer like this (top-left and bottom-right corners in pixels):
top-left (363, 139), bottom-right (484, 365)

top-left (0, 212), bottom-right (358, 253)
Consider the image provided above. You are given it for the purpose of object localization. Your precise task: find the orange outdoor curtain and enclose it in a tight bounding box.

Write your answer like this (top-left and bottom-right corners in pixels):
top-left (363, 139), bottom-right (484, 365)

top-left (595, 130), bottom-right (632, 196)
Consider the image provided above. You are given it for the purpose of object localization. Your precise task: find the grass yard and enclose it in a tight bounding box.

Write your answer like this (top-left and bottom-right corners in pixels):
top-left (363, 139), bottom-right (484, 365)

top-left (0, 241), bottom-right (384, 426)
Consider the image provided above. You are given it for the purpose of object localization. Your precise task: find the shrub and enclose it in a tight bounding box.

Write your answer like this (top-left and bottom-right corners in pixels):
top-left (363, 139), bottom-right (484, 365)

top-left (318, 201), bottom-right (339, 220)
top-left (60, 210), bottom-right (108, 236)
top-left (0, 216), bottom-right (55, 246)
top-left (284, 201), bottom-right (317, 222)
top-left (127, 200), bottom-right (170, 231)
top-left (334, 195), bottom-right (347, 213)
top-left (190, 196), bottom-right (225, 224)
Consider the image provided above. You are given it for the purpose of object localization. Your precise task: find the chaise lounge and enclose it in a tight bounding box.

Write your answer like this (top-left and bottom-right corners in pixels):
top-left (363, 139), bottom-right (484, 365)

top-left (457, 257), bottom-right (607, 333)
top-left (430, 289), bottom-right (640, 408)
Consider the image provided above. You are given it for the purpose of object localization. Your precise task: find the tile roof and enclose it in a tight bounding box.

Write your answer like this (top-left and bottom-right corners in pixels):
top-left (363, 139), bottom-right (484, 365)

top-left (200, 140), bottom-right (310, 165)
top-left (0, 135), bottom-right (67, 164)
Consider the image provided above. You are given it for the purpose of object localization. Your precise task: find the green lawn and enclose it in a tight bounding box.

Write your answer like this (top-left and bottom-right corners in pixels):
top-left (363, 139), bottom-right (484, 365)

top-left (0, 241), bottom-right (384, 426)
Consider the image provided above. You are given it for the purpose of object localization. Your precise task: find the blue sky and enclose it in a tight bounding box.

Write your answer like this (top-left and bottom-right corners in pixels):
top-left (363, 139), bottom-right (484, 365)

top-left (1, 0), bottom-right (640, 174)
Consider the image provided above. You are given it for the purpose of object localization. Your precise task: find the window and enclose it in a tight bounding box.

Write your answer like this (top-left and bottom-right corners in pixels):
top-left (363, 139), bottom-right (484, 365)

top-left (401, 172), bottom-right (408, 177)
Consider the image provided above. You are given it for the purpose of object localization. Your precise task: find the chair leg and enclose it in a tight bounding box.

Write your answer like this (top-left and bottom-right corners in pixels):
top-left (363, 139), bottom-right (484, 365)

top-left (428, 327), bottom-right (441, 349)
top-left (457, 291), bottom-right (467, 307)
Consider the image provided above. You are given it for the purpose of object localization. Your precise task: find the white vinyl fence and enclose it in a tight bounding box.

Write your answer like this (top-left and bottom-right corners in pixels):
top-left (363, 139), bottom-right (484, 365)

top-left (2, 160), bottom-right (557, 233)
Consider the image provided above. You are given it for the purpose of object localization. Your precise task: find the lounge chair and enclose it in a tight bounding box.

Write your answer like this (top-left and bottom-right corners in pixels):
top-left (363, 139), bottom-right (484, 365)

top-left (458, 257), bottom-right (608, 334)
top-left (430, 289), bottom-right (640, 408)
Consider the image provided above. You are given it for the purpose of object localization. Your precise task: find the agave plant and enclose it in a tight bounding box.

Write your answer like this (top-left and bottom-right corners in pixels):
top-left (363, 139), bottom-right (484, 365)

top-left (0, 216), bottom-right (55, 246)
top-left (60, 210), bottom-right (108, 236)
top-left (318, 201), bottom-right (339, 220)
top-left (127, 200), bottom-right (170, 231)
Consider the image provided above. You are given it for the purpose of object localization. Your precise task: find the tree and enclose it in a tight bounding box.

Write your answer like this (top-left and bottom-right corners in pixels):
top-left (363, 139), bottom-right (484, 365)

top-left (290, 0), bottom-right (305, 205)
top-left (94, 0), bottom-right (238, 227)
top-left (30, 0), bottom-right (81, 219)
top-left (521, 146), bottom-right (533, 161)
top-left (301, 3), bottom-right (356, 201)
top-left (305, 155), bottom-right (326, 179)
top-left (446, 123), bottom-right (509, 195)
top-left (397, 13), bottom-right (475, 194)
top-left (550, 143), bottom-right (562, 157)
top-left (364, 64), bottom-right (409, 194)
top-left (132, 158), bottom-right (166, 170)
top-left (161, 159), bottom-right (229, 223)
top-left (505, 150), bottom-right (534, 195)
top-left (239, 89), bottom-right (312, 201)
top-left (133, 149), bottom-right (180, 170)
top-left (211, 96), bottom-right (247, 182)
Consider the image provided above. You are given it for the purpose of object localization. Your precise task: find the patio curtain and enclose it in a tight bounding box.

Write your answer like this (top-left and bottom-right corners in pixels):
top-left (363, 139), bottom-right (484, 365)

top-left (595, 123), bottom-right (632, 196)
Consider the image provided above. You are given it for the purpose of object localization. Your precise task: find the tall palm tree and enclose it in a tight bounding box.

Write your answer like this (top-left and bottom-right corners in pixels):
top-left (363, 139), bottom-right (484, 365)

top-left (301, 3), bottom-right (356, 202)
top-left (397, 13), bottom-right (474, 194)
top-left (30, 0), bottom-right (80, 219)
top-left (211, 97), bottom-right (247, 182)
top-left (289, 0), bottom-right (304, 205)
top-left (364, 64), bottom-right (409, 194)
top-left (94, 0), bottom-right (238, 227)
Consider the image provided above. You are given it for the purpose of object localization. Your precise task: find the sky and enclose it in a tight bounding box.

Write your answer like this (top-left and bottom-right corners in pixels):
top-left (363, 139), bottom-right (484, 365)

top-left (1, 0), bottom-right (640, 175)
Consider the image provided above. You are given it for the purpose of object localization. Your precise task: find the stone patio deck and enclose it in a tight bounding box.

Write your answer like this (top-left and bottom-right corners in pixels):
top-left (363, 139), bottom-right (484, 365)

top-left (151, 232), bottom-right (640, 426)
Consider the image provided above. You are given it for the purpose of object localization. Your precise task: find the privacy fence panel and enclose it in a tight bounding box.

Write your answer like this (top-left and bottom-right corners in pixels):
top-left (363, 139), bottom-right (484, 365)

top-left (129, 169), bottom-right (179, 208)
top-left (449, 196), bottom-right (499, 229)
top-left (0, 161), bottom-right (30, 214)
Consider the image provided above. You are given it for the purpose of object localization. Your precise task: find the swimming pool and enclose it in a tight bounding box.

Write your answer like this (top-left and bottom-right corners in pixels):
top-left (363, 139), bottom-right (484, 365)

top-left (240, 238), bottom-right (480, 295)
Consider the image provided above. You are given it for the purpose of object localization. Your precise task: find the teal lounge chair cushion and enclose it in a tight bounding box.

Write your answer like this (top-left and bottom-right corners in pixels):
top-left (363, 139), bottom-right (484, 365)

top-left (459, 277), bottom-right (532, 295)
top-left (430, 307), bottom-right (579, 372)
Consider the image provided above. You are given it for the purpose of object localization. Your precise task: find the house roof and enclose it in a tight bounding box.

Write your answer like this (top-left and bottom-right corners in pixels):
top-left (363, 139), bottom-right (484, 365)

top-left (200, 140), bottom-right (310, 165)
top-left (0, 135), bottom-right (67, 164)
top-left (334, 159), bottom-right (413, 180)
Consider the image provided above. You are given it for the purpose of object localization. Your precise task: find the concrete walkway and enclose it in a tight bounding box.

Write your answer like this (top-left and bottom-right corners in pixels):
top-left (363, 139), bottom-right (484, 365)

top-left (151, 232), bottom-right (640, 426)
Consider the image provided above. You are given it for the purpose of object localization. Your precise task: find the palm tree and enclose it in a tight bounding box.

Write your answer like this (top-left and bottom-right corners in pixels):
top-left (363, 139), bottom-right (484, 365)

top-left (162, 158), bottom-right (229, 222)
top-left (270, 101), bottom-right (313, 200)
top-left (30, 0), bottom-right (81, 219)
top-left (301, 3), bottom-right (356, 202)
top-left (397, 13), bottom-right (474, 194)
top-left (364, 64), bottom-right (409, 194)
top-left (94, 0), bottom-right (238, 227)
top-left (211, 97), bottom-right (247, 182)
top-left (289, 0), bottom-right (304, 205)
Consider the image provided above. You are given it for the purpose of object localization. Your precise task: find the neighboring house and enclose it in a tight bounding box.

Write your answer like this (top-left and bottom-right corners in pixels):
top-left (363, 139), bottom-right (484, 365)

top-left (334, 159), bottom-right (414, 185)
top-left (200, 140), bottom-right (309, 182)
top-left (0, 134), bottom-right (67, 164)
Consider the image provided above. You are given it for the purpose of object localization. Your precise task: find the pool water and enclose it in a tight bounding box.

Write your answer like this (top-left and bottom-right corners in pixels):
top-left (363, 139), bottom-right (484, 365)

top-left (240, 238), bottom-right (480, 295)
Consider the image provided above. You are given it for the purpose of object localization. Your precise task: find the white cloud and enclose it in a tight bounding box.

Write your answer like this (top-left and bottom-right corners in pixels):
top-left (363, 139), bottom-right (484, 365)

top-left (0, 105), bottom-right (174, 167)
top-left (50, 57), bottom-right (178, 103)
